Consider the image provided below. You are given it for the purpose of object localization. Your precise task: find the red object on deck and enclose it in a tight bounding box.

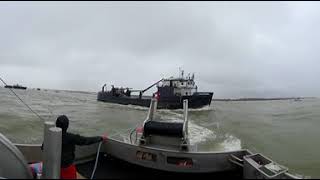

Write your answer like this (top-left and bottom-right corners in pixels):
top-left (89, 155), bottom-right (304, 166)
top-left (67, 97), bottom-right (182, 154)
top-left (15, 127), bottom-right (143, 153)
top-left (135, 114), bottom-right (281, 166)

top-left (155, 91), bottom-right (160, 101)
top-left (136, 126), bottom-right (143, 133)
top-left (60, 164), bottom-right (77, 179)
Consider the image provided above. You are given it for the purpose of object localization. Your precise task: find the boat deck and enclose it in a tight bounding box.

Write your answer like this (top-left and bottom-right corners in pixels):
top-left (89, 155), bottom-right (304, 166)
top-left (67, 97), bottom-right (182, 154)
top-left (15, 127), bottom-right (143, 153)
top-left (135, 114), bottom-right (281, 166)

top-left (76, 153), bottom-right (243, 179)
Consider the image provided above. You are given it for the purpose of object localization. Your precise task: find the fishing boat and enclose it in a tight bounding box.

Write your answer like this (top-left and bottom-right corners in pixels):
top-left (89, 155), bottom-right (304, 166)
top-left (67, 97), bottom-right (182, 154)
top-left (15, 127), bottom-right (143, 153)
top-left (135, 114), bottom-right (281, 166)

top-left (97, 70), bottom-right (213, 109)
top-left (4, 84), bottom-right (27, 90)
top-left (0, 99), bottom-right (302, 179)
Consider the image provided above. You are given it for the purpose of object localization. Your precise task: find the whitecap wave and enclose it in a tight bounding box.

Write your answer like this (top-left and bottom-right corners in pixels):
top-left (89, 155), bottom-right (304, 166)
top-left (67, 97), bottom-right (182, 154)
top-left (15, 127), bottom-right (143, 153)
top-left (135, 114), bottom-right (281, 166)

top-left (188, 122), bottom-right (217, 144)
top-left (169, 105), bottom-right (215, 113)
top-left (220, 134), bottom-right (242, 151)
top-left (126, 105), bottom-right (149, 111)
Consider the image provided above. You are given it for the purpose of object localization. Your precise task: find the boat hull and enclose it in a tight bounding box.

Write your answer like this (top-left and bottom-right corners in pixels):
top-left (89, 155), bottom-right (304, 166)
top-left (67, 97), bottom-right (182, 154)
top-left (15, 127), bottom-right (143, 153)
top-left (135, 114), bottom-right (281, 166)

top-left (4, 85), bottom-right (27, 90)
top-left (15, 140), bottom-right (249, 173)
top-left (14, 139), bottom-right (300, 179)
top-left (104, 138), bottom-right (249, 173)
top-left (97, 92), bottom-right (213, 109)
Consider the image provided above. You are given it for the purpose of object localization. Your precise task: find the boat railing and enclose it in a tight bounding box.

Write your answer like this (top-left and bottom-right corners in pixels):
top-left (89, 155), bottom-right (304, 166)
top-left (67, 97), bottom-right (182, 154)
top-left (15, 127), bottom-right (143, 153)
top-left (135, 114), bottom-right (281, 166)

top-left (243, 153), bottom-right (296, 179)
top-left (0, 133), bottom-right (33, 179)
top-left (144, 98), bottom-right (157, 123)
top-left (182, 99), bottom-right (189, 143)
top-left (139, 98), bottom-right (189, 151)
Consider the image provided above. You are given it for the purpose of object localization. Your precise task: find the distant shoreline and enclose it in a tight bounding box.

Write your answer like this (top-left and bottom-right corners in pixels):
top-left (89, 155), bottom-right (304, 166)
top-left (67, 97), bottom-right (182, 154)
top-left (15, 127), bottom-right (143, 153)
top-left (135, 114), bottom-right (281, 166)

top-left (212, 97), bottom-right (317, 101)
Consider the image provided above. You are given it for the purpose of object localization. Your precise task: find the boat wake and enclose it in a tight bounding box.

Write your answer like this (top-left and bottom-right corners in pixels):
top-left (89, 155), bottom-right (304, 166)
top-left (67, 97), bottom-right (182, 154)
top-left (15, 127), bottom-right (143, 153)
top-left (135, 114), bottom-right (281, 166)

top-left (157, 111), bottom-right (242, 151)
top-left (219, 134), bottom-right (242, 151)
top-left (158, 105), bottom-right (215, 113)
top-left (127, 104), bottom-right (215, 112)
top-left (188, 122), bottom-right (217, 144)
top-left (103, 102), bottom-right (240, 151)
top-left (126, 104), bottom-right (149, 111)
top-left (100, 102), bottom-right (215, 113)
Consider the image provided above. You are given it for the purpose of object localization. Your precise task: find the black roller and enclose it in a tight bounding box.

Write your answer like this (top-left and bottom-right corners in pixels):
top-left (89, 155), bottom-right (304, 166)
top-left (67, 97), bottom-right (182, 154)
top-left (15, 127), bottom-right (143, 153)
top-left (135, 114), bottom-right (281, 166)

top-left (144, 121), bottom-right (184, 137)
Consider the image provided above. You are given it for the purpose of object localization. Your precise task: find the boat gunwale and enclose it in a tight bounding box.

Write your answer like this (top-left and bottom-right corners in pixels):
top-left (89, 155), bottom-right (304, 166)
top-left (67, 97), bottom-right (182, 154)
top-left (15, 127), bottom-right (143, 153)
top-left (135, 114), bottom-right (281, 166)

top-left (14, 137), bottom-right (252, 155)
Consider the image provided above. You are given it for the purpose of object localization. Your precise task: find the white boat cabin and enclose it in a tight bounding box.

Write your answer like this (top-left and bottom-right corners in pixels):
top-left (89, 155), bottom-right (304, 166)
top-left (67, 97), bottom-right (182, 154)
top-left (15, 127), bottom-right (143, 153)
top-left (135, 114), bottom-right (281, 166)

top-left (157, 71), bottom-right (198, 96)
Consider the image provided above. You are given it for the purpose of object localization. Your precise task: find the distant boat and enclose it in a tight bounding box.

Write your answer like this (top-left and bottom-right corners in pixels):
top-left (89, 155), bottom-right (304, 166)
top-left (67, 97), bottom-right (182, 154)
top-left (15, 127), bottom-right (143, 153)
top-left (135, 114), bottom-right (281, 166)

top-left (294, 98), bottom-right (302, 102)
top-left (4, 84), bottom-right (27, 90)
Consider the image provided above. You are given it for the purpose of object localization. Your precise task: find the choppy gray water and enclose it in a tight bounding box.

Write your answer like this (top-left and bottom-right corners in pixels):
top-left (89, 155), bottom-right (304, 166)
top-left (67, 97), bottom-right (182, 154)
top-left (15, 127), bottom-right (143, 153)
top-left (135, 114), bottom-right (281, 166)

top-left (0, 87), bottom-right (319, 178)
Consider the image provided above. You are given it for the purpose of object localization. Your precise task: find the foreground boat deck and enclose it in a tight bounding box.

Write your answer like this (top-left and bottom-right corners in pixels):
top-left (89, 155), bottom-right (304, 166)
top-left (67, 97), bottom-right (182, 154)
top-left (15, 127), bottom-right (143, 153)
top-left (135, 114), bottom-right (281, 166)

top-left (76, 153), bottom-right (243, 179)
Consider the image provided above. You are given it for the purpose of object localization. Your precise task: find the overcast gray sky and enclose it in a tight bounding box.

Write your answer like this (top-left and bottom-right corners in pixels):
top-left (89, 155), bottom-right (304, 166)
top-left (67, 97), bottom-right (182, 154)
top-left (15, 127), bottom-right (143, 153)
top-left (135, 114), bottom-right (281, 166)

top-left (0, 1), bottom-right (319, 98)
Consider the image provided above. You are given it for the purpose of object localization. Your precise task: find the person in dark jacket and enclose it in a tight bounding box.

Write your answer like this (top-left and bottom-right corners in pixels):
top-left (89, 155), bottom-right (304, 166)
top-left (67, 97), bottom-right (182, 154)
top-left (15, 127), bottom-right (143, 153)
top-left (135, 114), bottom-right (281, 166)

top-left (43, 115), bottom-right (107, 179)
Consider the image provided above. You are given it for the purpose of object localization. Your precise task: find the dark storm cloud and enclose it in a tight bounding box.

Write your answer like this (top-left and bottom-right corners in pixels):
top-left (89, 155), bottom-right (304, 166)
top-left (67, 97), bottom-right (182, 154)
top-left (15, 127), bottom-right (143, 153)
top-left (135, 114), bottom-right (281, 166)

top-left (0, 1), bottom-right (319, 98)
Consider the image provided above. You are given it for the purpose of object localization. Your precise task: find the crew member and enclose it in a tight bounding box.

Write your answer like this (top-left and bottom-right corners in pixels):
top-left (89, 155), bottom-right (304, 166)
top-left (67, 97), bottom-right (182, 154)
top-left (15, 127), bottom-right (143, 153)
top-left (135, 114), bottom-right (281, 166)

top-left (42, 115), bottom-right (107, 179)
